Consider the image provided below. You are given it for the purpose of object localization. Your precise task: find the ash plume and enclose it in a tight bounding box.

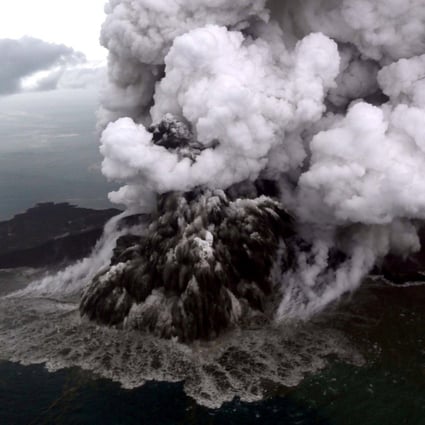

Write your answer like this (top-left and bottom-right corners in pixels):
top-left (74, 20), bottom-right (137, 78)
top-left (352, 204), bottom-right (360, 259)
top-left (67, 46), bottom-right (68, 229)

top-left (80, 0), bottom-right (425, 339)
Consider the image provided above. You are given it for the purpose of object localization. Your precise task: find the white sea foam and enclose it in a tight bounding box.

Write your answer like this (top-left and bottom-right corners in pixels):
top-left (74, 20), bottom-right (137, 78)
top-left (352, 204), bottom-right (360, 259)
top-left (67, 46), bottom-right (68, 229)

top-left (0, 294), bottom-right (362, 408)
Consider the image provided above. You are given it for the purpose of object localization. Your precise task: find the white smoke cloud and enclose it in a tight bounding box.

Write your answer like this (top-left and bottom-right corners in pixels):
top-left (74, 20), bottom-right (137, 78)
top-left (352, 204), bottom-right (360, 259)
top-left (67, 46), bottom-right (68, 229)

top-left (101, 25), bottom-right (339, 207)
top-left (378, 54), bottom-right (425, 106)
top-left (97, 0), bottom-right (425, 317)
top-left (297, 101), bottom-right (425, 225)
top-left (97, 0), bottom-right (271, 128)
top-left (276, 218), bottom-right (421, 319)
top-left (101, 0), bottom-right (269, 65)
top-left (276, 0), bottom-right (425, 62)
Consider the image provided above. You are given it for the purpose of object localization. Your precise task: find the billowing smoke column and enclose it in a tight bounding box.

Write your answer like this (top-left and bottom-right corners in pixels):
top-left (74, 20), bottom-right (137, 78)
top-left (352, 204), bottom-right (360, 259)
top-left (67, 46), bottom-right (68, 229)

top-left (81, 0), bottom-right (425, 340)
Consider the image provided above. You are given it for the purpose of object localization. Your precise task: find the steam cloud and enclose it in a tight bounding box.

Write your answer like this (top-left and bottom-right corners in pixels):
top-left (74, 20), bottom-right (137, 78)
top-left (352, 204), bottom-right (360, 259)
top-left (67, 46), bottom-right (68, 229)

top-left (90, 0), bottom-right (425, 331)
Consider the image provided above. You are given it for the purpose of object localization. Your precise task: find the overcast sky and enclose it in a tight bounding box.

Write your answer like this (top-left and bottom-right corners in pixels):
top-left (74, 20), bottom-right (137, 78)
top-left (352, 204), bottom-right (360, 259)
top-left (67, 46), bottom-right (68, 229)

top-left (0, 0), bottom-right (107, 61)
top-left (0, 0), bottom-right (108, 95)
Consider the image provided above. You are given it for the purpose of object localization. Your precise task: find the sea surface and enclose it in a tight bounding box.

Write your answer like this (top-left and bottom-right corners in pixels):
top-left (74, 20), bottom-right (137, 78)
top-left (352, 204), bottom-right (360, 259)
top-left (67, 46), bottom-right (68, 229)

top-left (0, 89), bottom-right (116, 220)
top-left (0, 269), bottom-right (424, 424)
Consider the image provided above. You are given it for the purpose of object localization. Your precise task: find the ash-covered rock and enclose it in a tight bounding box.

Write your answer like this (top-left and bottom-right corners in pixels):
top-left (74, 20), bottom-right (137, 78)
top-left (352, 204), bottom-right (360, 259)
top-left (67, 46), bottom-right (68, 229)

top-left (149, 114), bottom-right (194, 149)
top-left (148, 114), bottom-right (218, 162)
top-left (80, 188), bottom-right (293, 341)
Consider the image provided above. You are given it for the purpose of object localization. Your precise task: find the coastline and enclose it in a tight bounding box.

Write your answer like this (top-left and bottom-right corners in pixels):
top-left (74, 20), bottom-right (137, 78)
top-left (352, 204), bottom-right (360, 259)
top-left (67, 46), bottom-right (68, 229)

top-left (0, 202), bottom-right (120, 270)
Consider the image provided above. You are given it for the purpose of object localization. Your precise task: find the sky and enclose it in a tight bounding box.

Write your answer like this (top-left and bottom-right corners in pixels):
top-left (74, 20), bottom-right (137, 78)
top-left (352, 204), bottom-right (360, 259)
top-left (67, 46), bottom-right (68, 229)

top-left (0, 0), bottom-right (107, 61)
top-left (0, 0), bottom-right (114, 218)
top-left (0, 0), bottom-right (108, 95)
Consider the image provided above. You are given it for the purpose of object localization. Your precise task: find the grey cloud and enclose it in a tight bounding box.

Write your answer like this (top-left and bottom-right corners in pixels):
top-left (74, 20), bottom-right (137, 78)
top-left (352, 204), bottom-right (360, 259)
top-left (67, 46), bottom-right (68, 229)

top-left (31, 66), bottom-right (106, 92)
top-left (0, 37), bottom-right (86, 95)
top-left (33, 69), bottom-right (65, 92)
top-left (57, 66), bottom-right (106, 90)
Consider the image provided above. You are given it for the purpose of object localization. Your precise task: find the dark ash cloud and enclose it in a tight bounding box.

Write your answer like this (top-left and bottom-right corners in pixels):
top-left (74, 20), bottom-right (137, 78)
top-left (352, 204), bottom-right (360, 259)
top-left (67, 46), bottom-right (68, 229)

top-left (0, 36), bottom-right (86, 95)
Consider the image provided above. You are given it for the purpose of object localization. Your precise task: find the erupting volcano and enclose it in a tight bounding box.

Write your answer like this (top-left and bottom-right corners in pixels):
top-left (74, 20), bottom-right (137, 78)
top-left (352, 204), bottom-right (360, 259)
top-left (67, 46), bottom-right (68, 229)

top-left (81, 115), bottom-right (294, 339)
top-left (75, 0), bottom-right (425, 341)
top-left (2, 1), bottom-right (425, 411)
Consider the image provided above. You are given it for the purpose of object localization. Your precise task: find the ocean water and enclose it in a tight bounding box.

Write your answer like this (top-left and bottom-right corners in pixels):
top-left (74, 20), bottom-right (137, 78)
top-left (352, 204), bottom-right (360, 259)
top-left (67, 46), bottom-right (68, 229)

top-left (0, 271), bottom-right (424, 424)
top-left (0, 89), bottom-right (116, 220)
top-left (0, 356), bottom-right (424, 425)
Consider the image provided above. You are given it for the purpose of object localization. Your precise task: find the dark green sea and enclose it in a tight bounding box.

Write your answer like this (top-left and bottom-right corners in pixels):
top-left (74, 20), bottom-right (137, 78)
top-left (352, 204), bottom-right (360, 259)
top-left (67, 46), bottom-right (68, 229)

top-left (0, 276), bottom-right (424, 425)
top-left (0, 354), bottom-right (424, 425)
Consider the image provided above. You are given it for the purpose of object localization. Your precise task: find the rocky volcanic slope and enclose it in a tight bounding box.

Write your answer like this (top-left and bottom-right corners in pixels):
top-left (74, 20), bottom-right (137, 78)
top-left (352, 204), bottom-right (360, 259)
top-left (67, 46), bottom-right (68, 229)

top-left (80, 117), bottom-right (295, 341)
top-left (80, 187), bottom-right (294, 341)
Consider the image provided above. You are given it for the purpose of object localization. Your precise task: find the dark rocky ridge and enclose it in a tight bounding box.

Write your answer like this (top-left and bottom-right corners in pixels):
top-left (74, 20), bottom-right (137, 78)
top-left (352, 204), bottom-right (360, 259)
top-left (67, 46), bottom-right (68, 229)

top-left (0, 202), bottom-right (120, 268)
